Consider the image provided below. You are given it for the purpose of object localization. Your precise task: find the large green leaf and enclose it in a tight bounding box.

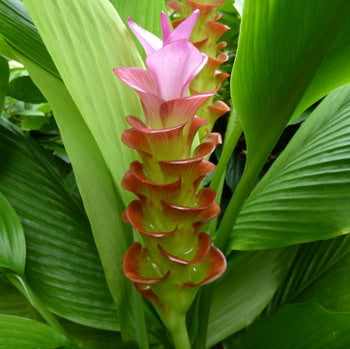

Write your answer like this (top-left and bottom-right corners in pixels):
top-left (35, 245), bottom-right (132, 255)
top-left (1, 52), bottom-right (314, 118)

top-left (24, 0), bottom-right (144, 205)
top-left (61, 320), bottom-right (124, 349)
top-left (0, 0), bottom-right (59, 78)
top-left (0, 315), bottom-right (71, 349)
top-left (0, 278), bottom-right (125, 349)
top-left (232, 0), bottom-right (350, 171)
top-left (0, 192), bottom-right (25, 275)
top-left (295, 237), bottom-right (350, 312)
top-left (17, 57), bottom-right (147, 345)
top-left (297, 256), bottom-right (350, 311)
top-left (0, 119), bottom-right (118, 331)
top-left (110, 0), bottom-right (165, 56)
top-left (268, 235), bottom-right (350, 313)
top-left (0, 277), bottom-right (39, 319)
top-left (206, 248), bottom-right (295, 347)
top-left (218, 0), bottom-right (350, 249)
top-left (0, 2), bottom-right (146, 343)
top-left (0, 55), bottom-right (8, 110)
top-left (230, 85), bottom-right (350, 249)
top-left (227, 304), bottom-right (350, 349)
top-left (110, 0), bottom-right (165, 58)
top-left (0, 35), bottom-right (15, 60)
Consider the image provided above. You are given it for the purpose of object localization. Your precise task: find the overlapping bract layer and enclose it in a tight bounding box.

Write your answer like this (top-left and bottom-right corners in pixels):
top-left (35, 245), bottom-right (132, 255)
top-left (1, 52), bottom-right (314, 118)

top-left (114, 10), bottom-right (226, 315)
top-left (168, 0), bottom-right (231, 135)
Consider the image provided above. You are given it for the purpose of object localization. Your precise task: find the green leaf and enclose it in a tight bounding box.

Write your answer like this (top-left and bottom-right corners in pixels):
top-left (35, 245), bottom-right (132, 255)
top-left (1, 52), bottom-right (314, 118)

top-left (218, 0), bottom-right (350, 250)
top-left (0, 0), bottom-right (59, 78)
top-left (225, 149), bottom-right (245, 193)
top-left (227, 304), bottom-right (350, 349)
top-left (21, 114), bottom-right (51, 131)
top-left (231, 85), bottom-right (350, 250)
top-left (7, 75), bottom-right (46, 103)
top-left (271, 235), bottom-right (350, 312)
top-left (268, 235), bottom-right (350, 313)
top-left (298, 259), bottom-right (350, 311)
top-left (232, 0), bottom-right (350, 170)
top-left (16, 57), bottom-right (147, 345)
top-left (0, 35), bottom-right (15, 60)
top-left (206, 247), bottom-right (296, 347)
top-left (220, 0), bottom-right (236, 13)
top-left (0, 315), bottom-right (71, 349)
top-left (0, 278), bottom-right (124, 349)
top-left (0, 119), bottom-right (118, 331)
top-left (3, 0), bottom-right (148, 343)
top-left (0, 277), bottom-right (39, 319)
top-left (24, 0), bottom-right (144, 205)
top-left (0, 191), bottom-right (25, 275)
top-left (110, 0), bottom-right (166, 58)
top-left (0, 56), bottom-right (8, 110)
top-left (61, 320), bottom-right (124, 349)
top-left (110, 0), bottom-right (166, 45)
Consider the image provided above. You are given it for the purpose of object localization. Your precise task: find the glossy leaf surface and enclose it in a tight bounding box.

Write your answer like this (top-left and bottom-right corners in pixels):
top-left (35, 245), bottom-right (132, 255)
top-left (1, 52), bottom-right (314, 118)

top-left (0, 277), bottom-right (39, 319)
top-left (1, 1), bottom-right (146, 341)
top-left (0, 192), bottom-right (25, 275)
top-left (207, 247), bottom-right (296, 347)
top-left (296, 237), bottom-right (350, 312)
top-left (18, 57), bottom-right (147, 345)
top-left (231, 85), bottom-right (350, 249)
top-left (0, 119), bottom-right (118, 330)
top-left (228, 304), bottom-right (350, 349)
top-left (110, 0), bottom-right (165, 58)
top-left (232, 0), bottom-right (350, 170)
top-left (269, 235), bottom-right (350, 312)
top-left (0, 279), bottom-right (125, 349)
top-left (0, 0), bottom-right (59, 77)
top-left (0, 56), bottom-right (8, 110)
top-left (24, 0), bottom-right (143, 204)
top-left (0, 315), bottom-right (70, 349)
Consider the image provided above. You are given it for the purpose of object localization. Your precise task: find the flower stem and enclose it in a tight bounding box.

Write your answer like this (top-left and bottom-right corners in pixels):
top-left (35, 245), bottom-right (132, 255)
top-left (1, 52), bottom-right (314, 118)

top-left (167, 315), bottom-right (191, 349)
top-left (208, 106), bottom-right (242, 236)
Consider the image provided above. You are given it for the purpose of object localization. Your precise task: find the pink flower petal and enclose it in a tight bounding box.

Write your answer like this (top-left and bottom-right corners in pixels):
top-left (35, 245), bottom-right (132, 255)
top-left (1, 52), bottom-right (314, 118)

top-left (164, 9), bottom-right (200, 45)
top-left (139, 92), bottom-right (164, 128)
top-left (113, 67), bottom-right (158, 95)
top-left (160, 12), bottom-right (172, 42)
top-left (160, 92), bottom-right (214, 127)
top-left (146, 40), bottom-right (207, 100)
top-left (127, 17), bottom-right (162, 55)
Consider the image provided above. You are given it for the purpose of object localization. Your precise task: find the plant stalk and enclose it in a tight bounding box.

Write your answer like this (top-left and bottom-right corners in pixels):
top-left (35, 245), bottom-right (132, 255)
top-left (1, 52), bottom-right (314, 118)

top-left (167, 315), bottom-right (191, 349)
top-left (192, 108), bottom-right (242, 348)
top-left (208, 107), bottom-right (242, 236)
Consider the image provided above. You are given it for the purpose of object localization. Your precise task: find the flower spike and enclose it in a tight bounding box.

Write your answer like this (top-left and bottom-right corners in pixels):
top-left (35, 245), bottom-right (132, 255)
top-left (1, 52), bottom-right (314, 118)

top-left (168, 0), bottom-right (231, 135)
top-left (114, 10), bottom-right (226, 347)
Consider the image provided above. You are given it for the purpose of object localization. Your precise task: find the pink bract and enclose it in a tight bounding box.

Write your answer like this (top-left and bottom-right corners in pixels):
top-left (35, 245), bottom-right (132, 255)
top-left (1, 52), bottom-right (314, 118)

top-left (114, 10), bottom-right (212, 128)
top-left (127, 10), bottom-right (200, 55)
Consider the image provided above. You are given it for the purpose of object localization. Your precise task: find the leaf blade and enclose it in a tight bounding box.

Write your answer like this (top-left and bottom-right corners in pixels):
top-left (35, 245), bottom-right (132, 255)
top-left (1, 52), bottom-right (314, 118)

top-left (231, 85), bottom-right (350, 249)
top-left (0, 191), bottom-right (25, 275)
top-left (0, 0), bottom-right (59, 78)
top-left (0, 56), bottom-right (8, 110)
top-left (207, 247), bottom-right (296, 347)
top-left (24, 0), bottom-right (144, 204)
top-left (0, 315), bottom-right (70, 349)
top-left (0, 119), bottom-right (119, 331)
top-left (228, 304), bottom-right (350, 349)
